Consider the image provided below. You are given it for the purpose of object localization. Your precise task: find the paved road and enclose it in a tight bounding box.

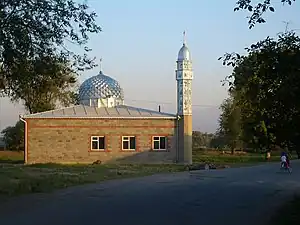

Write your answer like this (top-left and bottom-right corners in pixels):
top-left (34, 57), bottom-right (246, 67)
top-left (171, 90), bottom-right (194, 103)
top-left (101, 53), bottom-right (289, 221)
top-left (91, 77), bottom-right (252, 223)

top-left (1, 161), bottom-right (300, 225)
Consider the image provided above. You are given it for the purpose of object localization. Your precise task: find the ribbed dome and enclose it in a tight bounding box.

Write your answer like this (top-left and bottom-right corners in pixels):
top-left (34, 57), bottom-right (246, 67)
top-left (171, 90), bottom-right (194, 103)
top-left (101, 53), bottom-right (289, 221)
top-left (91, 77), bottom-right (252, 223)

top-left (178, 43), bottom-right (191, 61)
top-left (78, 71), bottom-right (124, 101)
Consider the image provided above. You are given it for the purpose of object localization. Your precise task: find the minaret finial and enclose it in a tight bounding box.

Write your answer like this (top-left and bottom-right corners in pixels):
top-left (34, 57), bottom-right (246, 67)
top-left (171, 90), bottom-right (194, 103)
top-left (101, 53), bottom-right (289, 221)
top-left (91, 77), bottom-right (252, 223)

top-left (99, 58), bottom-right (103, 73)
top-left (183, 31), bottom-right (186, 45)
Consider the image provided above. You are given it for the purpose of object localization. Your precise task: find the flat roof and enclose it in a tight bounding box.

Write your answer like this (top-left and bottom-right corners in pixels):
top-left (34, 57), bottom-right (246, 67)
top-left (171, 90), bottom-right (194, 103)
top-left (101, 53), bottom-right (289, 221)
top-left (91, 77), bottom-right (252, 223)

top-left (21, 104), bottom-right (178, 119)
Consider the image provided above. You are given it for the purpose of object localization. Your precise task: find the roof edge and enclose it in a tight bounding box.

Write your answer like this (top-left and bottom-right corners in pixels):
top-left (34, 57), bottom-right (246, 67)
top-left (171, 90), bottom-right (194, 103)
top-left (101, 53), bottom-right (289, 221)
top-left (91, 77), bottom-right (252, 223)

top-left (20, 106), bottom-right (77, 117)
top-left (21, 116), bottom-right (178, 120)
top-left (20, 104), bottom-right (178, 118)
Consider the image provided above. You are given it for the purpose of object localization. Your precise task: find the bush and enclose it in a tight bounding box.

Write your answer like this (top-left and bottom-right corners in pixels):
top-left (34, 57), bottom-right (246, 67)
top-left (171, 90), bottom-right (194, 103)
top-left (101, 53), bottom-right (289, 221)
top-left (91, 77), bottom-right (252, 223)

top-left (1, 121), bottom-right (24, 151)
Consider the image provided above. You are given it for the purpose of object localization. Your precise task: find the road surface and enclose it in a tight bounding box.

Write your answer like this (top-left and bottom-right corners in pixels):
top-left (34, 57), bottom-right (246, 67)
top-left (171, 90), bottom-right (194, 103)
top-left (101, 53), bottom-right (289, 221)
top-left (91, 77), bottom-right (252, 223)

top-left (1, 161), bottom-right (300, 225)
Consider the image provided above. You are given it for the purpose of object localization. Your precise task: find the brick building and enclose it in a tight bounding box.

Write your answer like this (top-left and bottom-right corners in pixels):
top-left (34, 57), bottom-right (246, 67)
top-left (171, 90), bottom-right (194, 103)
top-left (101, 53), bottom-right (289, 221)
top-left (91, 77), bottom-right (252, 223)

top-left (20, 33), bottom-right (194, 164)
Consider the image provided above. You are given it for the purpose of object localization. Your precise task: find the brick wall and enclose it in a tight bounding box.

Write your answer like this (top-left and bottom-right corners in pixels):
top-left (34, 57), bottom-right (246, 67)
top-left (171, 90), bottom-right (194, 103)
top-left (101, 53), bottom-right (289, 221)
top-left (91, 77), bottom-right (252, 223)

top-left (26, 118), bottom-right (178, 164)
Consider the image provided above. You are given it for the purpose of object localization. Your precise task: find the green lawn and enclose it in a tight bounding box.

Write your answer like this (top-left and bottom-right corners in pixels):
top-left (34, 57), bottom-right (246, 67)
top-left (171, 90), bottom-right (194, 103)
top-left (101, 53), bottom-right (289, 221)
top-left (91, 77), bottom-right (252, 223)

top-left (0, 149), bottom-right (289, 198)
top-left (193, 148), bottom-right (283, 164)
top-left (0, 163), bottom-right (185, 199)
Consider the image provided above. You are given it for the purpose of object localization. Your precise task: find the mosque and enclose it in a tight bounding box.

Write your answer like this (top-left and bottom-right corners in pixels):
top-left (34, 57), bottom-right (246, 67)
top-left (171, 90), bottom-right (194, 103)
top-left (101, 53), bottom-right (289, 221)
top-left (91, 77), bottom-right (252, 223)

top-left (20, 34), bottom-right (194, 164)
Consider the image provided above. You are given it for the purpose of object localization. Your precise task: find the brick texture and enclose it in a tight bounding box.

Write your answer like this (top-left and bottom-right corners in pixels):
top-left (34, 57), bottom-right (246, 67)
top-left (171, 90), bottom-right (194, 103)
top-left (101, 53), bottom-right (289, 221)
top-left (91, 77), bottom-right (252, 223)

top-left (26, 118), bottom-right (178, 164)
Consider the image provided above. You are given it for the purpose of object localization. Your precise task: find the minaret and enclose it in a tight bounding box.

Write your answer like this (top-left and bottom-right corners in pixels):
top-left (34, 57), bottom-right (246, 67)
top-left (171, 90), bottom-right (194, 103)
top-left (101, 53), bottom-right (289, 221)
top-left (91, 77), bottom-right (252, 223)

top-left (176, 31), bottom-right (193, 164)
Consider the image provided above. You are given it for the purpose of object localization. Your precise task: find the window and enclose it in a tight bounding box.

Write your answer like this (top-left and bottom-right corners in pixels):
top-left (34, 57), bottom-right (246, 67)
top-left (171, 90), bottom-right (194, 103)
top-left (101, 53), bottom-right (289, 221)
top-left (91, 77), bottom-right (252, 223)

top-left (152, 136), bottom-right (167, 150)
top-left (122, 136), bottom-right (136, 150)
top-left (91, 136), bottom-right (105, 151)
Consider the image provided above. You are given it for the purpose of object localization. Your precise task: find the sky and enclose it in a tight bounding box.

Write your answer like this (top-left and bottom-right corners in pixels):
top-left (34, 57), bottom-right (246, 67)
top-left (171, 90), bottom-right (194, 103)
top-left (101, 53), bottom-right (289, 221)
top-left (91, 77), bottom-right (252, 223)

top-left (1, 0), bottom-right (300, 133)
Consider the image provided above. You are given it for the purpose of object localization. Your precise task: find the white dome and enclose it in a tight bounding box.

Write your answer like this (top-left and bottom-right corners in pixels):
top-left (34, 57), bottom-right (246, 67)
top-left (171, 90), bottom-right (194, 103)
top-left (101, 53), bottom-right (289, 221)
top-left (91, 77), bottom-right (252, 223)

top-left (178, 44), bottom-right (191, 61)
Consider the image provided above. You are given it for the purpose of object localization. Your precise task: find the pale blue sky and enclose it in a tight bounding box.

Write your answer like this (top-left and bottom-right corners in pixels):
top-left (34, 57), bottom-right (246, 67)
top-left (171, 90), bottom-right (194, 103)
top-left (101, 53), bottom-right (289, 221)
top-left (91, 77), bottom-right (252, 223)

top-left (1, 0), bottom-right (300, 132)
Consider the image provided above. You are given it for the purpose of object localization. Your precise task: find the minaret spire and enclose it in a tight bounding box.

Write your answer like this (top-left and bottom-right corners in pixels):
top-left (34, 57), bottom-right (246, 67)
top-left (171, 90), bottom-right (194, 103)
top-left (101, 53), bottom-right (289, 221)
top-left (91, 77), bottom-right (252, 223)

top-left (99, 57), bottom-right (103, 73)
top-left (183, 31), bottom-right (186, 45)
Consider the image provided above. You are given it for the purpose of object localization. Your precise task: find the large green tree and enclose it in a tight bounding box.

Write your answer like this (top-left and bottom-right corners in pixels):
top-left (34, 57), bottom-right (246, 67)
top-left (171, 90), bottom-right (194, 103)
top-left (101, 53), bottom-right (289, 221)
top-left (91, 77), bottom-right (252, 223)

top-left (219, 31), bottom-right (300, 157)
top-left (218, 0), bottom-right (299, 155)
top-left (234, 0), bottom-right (296, 28)
top-left (0, 0), bottom-right (101, 95)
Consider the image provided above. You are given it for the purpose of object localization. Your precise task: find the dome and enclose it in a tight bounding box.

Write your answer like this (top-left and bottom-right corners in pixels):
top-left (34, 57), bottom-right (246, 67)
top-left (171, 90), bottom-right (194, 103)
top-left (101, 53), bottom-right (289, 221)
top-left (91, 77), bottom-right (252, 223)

top-left (78, 71), bottom-right (124, 102)
top-left (178, 43), bottom-right (191, 61)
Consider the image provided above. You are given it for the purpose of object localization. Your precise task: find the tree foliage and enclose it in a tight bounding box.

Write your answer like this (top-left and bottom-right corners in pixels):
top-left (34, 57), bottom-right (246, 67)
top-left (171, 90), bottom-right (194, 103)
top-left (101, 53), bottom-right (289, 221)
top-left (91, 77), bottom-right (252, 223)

top-left (234, 0), bottom-right (296, 28)
top-left (0, 0), bottom-right (101, 94)
top-left (1, 121), bottom-right (24, 151)
top-left (0, 1), bottom-right (100, 151)
top-left (218, 93), bottom-right (242, 153)
top-left (217, 0), bottom-right (299, 155)
top-left (218, 31), bottom-right (300, 156)
top-left (210, 134), bottom-right (227, 149)
top-left (10, 55), bottom-right (78, 113)
top-left (192, 131), bottom-right (214, 149)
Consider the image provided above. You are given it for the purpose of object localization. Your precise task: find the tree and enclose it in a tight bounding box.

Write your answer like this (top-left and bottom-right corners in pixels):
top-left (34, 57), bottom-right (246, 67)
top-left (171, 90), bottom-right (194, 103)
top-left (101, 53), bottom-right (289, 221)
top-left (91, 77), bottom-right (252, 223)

top-left (192, 131), bottom-right (214, 148)
top-left (9, 55), bottom-right (78, 114)
top-left (218, 93), bottom-right (242, 154)
top-left (0, 0), bottom-right (101, 95)
top-left (234, 0), bottom-right (296, 28)
top-left (1, 121), bottom-right (24, 151)
top-left (209, 134), bottom-right (227, 149)
top-left (219, 31), bottom-right (300, 157)
top-left (70, 92), bottom-right (80, 105)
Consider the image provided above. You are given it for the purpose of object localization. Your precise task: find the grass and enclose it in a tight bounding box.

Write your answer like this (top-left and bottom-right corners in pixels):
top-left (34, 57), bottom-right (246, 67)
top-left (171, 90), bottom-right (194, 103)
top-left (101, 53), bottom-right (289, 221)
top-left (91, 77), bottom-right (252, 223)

top-left (268, 196), bottom-right (300, 225)
top-left (0, 149), bottom-right (290, 198)
top-left (193, 148), bottom-right (282, 165)
top-left (0, 163), bottom-right (185, 199)
top-left (0, 151), bottom-right (24, 164)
